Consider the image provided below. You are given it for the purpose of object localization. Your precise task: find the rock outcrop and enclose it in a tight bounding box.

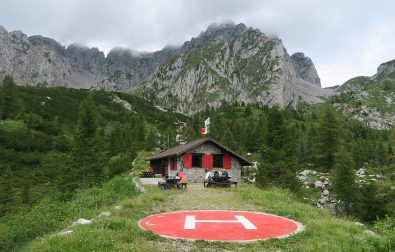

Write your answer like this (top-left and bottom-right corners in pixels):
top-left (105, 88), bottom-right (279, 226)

top-left (333, 59), bottom-right (395, 129)
top-left (0, 23), bottom-right (332, 114)
top-left (376, 59), bottom-right (395, 76)
top-left (0, 25), bottom-right (178, 90)
top-left (140, 23), bottom-right (331, 114)
top-left (291, 52), bottom-right (321, 86)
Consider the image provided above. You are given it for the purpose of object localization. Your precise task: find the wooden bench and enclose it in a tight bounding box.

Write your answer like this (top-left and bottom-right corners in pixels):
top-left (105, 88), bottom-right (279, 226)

top-left (178, 182), bottom-right (187, 189)
top-left (140, 171), bottom-right (154, 178)
top-left (204, 180), bottom-right (238, 187)
top-left (159, 180), bottom-right (187, 189)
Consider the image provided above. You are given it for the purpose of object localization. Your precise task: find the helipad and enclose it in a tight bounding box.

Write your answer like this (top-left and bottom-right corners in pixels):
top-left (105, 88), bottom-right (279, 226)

top-left (139, 210), bottom-right (305, 242)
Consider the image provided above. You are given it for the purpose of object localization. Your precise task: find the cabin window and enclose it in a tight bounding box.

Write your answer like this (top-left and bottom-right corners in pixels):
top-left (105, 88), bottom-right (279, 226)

top-left (170, 157), bottom-right (177, 170)
top-left (213, 154), bottom-right (223, 168)
top-left (192, 154), bottom-right (202, 168)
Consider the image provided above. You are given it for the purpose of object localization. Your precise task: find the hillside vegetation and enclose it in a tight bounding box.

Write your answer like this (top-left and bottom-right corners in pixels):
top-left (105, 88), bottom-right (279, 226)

top-left (332, 63), bottom-right (395, 129)
top-left (0, 75), bottom-right (394, 251)
top-left (0, 75), bottom-right (187, 215)
top-left (20, 183), bottom-right (394, 251)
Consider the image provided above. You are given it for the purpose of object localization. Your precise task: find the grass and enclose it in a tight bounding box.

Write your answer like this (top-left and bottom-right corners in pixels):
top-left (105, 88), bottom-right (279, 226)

top-left (0, 177), bottom-right (136, 251)
top-left (22, 187), bottom-right (171, 252)
top-left (20, 183), bottom-right (392, 251)
top-left (0, 120), bottom-right (27, 133)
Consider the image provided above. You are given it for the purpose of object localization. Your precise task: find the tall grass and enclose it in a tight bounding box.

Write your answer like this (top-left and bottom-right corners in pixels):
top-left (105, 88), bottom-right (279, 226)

top-left (22, 186), bottom-right (169, 252)
top-left (238, 184), bottom-right (393, 252)
top-left (0, 177), bottom-right (135, 251)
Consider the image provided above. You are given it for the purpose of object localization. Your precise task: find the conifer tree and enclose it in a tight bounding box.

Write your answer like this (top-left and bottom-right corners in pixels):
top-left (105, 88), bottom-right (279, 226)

top-left (72, 94), bottom-right (102, 186)
top-left (0, 169), bottom-right (17, 215)
top-left (256, 107), bottom-right (299, 191)
top-left (222, 126), bottom-right (236, 149)
top-left (145, 128), bottom-right (158, 150)
top-left (318, 106), bottom-right (339, 170)
top-left (109, 123), bottom-right (124, 155)
top-left (332, 146), bottom-right (357, 214)
top-left (1, 75), bottom-right (20, 120)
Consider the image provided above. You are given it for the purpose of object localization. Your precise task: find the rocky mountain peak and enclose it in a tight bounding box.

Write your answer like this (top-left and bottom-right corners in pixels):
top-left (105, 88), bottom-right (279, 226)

top-left (140, 23), bottom-right (330, 114)
top-left (181, 22), bottom-right (253, 53)
top-left (291, 52), bottom-right (321, 87)
top-left (0, 23), bottom-right (330, 114)
top-left (377, 59), bottom-right (395, 76)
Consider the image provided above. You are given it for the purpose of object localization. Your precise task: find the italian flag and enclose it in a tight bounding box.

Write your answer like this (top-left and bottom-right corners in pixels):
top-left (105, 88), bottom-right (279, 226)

top-left (201, 117), bottom-right (210, 135)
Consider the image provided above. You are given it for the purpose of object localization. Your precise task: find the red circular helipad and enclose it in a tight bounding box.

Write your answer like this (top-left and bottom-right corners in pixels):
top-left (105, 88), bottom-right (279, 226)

top-left (139, 210), bottom-right (305, 242)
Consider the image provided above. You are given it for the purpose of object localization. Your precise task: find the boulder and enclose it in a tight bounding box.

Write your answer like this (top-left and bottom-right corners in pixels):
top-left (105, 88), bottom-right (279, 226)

top-left (297, 175), bottom-right (308, 181)
top-left (301, 170), bottom-right (310, 176)
top-left (72, 218), bottom-right (93, 226)
top-left (363, 230), bottom-right (378, 237)
top-left (323, 178), bottom-right (330, 185)
top-left (356, 168), bottom-right (365, 176)
top-left (319, 197), bottom-right (329, 205)
top-left (58, 230), bottom-right (73, 236)
top-left (99, 211), bottom-right (112, 217)
top-left (322, 190), bottom-right (329, 197)
top-left (314, 181), bottom-right (324, 188)
top-left (114, 205), bottom-right (123, 210)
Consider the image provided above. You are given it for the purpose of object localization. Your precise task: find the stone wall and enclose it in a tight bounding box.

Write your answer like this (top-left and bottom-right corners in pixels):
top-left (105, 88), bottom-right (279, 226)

top-left (167, 143), bottom-right (242, 182)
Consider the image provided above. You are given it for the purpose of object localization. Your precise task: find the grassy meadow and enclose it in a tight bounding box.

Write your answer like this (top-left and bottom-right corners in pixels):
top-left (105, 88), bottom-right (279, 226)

top-left (17, 182), bottom-right (393, 252)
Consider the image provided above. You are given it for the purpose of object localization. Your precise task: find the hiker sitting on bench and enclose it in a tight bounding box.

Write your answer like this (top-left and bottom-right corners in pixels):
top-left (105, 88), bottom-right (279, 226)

top-left (219, 169), bottom-right (229, 182)
top-left (177, 169), bottom-right (188, 188)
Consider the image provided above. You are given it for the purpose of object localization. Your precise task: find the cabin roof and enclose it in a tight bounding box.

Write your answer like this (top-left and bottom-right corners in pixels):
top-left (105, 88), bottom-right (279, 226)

top-left (147, 137), bottom-right (253, 166)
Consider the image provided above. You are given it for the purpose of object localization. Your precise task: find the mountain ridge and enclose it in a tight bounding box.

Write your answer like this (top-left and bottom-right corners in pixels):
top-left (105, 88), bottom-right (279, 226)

top-left (139, 23), bottom-right (330, 114)
top-left (332, 59), bottom-right (395, 129)
top-left (0, 23), bottom-right (327, 108)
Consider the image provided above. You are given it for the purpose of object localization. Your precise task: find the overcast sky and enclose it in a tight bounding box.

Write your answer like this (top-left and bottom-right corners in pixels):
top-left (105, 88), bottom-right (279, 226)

top-left (1, 0), bottom-right (394, 87)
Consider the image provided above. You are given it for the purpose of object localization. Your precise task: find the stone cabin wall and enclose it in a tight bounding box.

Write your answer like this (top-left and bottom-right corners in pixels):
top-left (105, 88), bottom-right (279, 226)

top-left (167, 143), bottom-right (241, 182)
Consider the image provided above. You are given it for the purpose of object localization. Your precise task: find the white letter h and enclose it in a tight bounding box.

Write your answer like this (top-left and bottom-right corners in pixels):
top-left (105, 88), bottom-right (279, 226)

top-left (184, 215), bottom-right (257, 230)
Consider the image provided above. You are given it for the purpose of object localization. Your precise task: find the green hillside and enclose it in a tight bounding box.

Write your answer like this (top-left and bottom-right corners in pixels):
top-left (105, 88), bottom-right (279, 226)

top-left (17, 182), bottom-right (394, 252)
top-left (331, 68), bottom-right (395, 129)
top-left (0, 76), bottom-right (394, 251)
top-left (0, 77), bottom-right (188, 216)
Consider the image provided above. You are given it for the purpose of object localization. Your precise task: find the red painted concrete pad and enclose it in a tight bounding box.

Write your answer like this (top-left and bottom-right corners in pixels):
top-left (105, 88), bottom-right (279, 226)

top-left (139, 210), bottom-right (305, 242)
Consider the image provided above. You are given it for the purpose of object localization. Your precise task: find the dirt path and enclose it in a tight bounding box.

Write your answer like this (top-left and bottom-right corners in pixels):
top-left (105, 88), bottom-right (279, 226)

top-left (153, 183), bottom-right (258, 213)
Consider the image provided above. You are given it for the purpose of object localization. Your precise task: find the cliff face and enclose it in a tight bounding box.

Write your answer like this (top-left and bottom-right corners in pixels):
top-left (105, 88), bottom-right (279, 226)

top-left (0, 23), bottom-right (331, 114)
top-left (0, 25), bottom-right (178, 90)
top-left (291, 52), bottom-right (321, 86)
top-left (140, 24), bottom-right (330, 114)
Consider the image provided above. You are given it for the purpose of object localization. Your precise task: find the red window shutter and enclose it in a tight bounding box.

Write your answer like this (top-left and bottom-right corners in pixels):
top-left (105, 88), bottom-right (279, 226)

top-left (203, 154), bottom-right (213, 169)
top-left (173, 158), bottom-right (177, 170)
top-left (170, 158), bottom-right (177, 170)
top-left (183, 153), bottom-right (192, 168)
top-left (223, 155), bottom-right (231, 169)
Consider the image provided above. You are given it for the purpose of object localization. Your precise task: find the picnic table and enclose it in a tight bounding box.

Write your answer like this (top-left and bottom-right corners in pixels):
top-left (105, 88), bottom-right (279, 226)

top-left (140, 171), bottom-right (154, 178)
top-left (166, 178), bottom-right (180, 188)
top-left (158, 178), bottom-right (187, 189)
top-left (204, 177), bottom-right (238, 187)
